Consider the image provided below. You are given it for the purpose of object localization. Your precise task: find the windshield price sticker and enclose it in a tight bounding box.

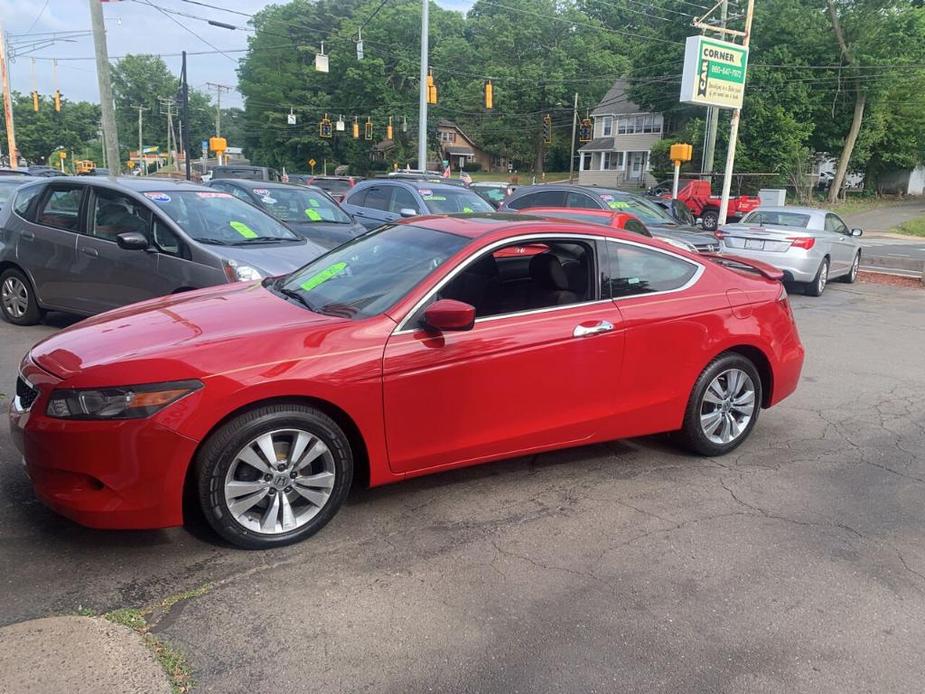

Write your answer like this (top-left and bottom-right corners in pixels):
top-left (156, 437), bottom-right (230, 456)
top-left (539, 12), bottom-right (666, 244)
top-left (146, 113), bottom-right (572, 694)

top-left (229, 221), bottom-right (258, 239)
top-left (304, 208), bottom-right (323, 221)
top-left (144, 192), bottom-right (171, 203)
top-left (254, 189), bottom-right (270, 196)
top-left (261, 196), bottom-right (277, 204)
top-left (308, 198), bottom-right (321, 207)
top-left (608, 200), bottom-right (629, 209)
top-left (300, 261), bottom-right (348, 291)
top-left (197, 192), bottom-right (233, 199)
top-left (417, 189), bottom-right (433, 196)
top-left (423, 195), bottom-right (446, 201)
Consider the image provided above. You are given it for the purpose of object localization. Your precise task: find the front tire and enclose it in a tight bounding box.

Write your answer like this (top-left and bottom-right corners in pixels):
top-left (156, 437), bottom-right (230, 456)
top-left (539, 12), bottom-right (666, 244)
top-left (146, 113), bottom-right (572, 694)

top-left (804, 258), bottom-right (829, 297)
top-left (838, 253), bottom-right (860, 284)
top-left (677, 353), bottom-right (762, 456)
top-left (197, 403), bottom-right (353, 549)
top-left (0, 268), bottom-right (42, 326)
top-left (700, 209), bottom-right (719, 232)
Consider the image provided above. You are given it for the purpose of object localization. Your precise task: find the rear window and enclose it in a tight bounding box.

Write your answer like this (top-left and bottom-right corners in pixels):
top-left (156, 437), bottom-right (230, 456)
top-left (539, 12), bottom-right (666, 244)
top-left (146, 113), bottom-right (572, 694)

top-left (419, 189), bottom-right (494, 214)
top-left (602, 241), bottom-right (698, 298)
top-left (315, 179), bottom-right (351, 194)
top-left (742, 211), bottom-right (811, 228)
top-left (12, 184), bottom-right (43, 219)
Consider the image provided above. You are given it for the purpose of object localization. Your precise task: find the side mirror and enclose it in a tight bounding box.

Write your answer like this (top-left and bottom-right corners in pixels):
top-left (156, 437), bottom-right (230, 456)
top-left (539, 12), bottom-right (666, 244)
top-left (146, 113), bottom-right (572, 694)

top-left (423, 299), bottom-right (476, 332)
top-left (850, 228), bottom-right (863, 237)
top-left (115, 231), bottom-right (149, 251)
top-left (399, 208), bottom-right (419, 218)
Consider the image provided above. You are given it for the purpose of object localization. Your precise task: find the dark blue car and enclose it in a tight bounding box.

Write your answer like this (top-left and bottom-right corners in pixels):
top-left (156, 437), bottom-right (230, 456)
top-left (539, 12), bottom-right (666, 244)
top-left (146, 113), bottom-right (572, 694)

top-left (342, 179), bottom-right (494, 230)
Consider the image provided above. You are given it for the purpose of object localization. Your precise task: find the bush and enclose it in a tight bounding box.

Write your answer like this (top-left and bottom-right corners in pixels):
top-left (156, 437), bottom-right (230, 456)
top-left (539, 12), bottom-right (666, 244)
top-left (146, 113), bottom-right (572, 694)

top-left (462, 162), bottom-right (482, 172)
top-left (367, 159), bottom-right (389, 172)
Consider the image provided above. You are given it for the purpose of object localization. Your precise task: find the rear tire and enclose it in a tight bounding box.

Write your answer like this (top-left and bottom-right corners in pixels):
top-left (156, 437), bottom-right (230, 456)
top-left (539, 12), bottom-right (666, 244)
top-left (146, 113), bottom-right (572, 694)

top-left (838, 253), bottom-right (860, 284)
top-left (677, 353), bottom-right (762, 456)
top-left (804, 258), bottom-right (829, 297)
top-left (701, 209), bottom-right (719, 232)
top-left (197, 403), bottom-right (353, 549)
top-left (0, 268), bottom-right (42, 326)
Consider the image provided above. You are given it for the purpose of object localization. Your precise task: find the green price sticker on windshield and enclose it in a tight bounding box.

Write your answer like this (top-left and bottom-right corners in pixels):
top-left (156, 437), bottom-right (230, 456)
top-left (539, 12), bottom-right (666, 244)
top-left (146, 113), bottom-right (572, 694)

top-left (229, 220), bottom-right (258, 239)
top-left (304, 208), bottom-right (323, 221)
top-left (607, 200), bottom-right (629, 210)
top-left (308, 198), bottom-right (321, 207)
top-left (300, 261), bottom-right (348, 291)
top-left (462, 206), bottom-right (474, 213)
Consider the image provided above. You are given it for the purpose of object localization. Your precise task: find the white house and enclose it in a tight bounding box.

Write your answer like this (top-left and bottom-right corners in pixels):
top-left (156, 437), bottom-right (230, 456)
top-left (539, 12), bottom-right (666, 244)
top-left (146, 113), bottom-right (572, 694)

top-left (578, 79), bottom-right (663, 189)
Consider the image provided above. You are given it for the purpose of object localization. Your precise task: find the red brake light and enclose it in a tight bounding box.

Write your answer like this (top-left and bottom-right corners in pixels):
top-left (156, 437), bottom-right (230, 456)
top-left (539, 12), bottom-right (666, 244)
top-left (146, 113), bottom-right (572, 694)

top-left (787, 237), bottom-right (815, 250)
top-left (714, 231), bottom-right (726, 240)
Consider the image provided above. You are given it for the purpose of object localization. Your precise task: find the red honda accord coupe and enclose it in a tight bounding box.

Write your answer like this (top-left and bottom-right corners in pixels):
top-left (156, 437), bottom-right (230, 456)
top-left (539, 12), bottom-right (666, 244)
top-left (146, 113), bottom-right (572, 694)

top-left (10, 215), bottom-right (804, 548)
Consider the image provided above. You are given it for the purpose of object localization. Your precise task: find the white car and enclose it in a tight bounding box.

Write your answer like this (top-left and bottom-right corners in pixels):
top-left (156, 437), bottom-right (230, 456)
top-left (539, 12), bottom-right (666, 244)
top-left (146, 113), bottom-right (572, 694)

top-left (716, 207), bottom-right (863, 296)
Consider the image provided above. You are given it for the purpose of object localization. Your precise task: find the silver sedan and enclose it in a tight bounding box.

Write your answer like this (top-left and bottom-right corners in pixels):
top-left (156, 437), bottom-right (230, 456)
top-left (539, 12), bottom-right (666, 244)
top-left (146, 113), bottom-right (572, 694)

top-left (716, 206), bottom-right (863, 296)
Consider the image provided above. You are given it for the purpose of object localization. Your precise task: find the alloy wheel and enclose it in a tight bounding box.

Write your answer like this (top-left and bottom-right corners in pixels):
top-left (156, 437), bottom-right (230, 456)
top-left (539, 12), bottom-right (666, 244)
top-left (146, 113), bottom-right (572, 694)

top-left (1, 277), bottom-right (29, 319)
top-left (223, 428), bottom-right (336, 534)
top-left (850, 255), bottom-right (859, 281)
top-left (818, 262), bottom-right (828, 293)
top-left (699, 368), bottom-right (756, 445)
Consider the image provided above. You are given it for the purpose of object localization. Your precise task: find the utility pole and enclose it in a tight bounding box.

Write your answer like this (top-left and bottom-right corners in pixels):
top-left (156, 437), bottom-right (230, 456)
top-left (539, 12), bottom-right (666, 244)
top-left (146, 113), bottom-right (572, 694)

top-left (159, 97), bottom-right (176, 170)
top-left (132, 105), bottom-right (147, 174)
top-left (89, 0), bottom-right (120, 174)
top-left (701, 0), bottom-right (728, 180)
top-left (568, 92), bottom-right (579, 183)
top-left (417, 0), bottom-right (429, 171)
top-left (180, 51), bottom-right (191, 180)
top-left (205, 82), bottom-right (231, 165)
top-left (0, 19), bottom-right (18, 169)
top-left (717, 0), bottom-right (754, 226)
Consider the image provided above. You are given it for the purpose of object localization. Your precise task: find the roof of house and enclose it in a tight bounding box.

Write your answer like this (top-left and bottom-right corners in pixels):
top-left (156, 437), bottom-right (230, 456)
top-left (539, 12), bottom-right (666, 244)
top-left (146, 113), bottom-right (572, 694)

top-left (591, 79), bottom-right (654, 116)
top-left (437, 119), bottom-right (481, 153)
top-left (578, 137), bottom-right (615, 152)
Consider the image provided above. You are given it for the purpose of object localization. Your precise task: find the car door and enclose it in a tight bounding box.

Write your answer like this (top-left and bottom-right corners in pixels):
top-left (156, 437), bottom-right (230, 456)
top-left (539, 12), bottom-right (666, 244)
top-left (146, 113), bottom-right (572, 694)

top-left (506, 189), bottom-right (568, 210)
top-left (566, 191), bottom-right (604, 209)
top-left (381, 233), bottom-right (624, 474)
top-left (73, 186), bottom-right (166, 314)
top-left (824, 213), bottom-right (855, 274)
top-left (16, 182), bottom-right (86, 311)
top-left (349, 185), bottom-right (396, 230)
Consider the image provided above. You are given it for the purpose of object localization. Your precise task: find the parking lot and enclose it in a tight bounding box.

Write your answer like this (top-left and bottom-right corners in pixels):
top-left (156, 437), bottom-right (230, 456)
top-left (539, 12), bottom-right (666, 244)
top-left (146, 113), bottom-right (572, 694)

top-left (1, 280), bottom-right (923, 693)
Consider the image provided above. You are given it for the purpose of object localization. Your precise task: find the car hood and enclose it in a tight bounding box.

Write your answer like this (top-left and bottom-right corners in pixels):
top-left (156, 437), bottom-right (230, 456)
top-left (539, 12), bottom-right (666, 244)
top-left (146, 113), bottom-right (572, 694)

top-left (215, 240), bottom-right (327, 276)
top-left (283, 221), bottom-right (366, 249)
top-left (29, 281), bottom-right (345, 381)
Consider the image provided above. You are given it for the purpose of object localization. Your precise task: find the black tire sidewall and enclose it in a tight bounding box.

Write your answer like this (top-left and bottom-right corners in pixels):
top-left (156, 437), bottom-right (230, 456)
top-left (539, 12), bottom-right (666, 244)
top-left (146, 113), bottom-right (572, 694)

top-left (680, 353), bottom-right (762, 456)
top-left (701, 210), bottom-right (719, 231)
top-left (0, 268), bottom-right (42, 326)
top-left (197, 404), bottom-right (353, 549)
top-left (806, 258), bottom-right (829, 296)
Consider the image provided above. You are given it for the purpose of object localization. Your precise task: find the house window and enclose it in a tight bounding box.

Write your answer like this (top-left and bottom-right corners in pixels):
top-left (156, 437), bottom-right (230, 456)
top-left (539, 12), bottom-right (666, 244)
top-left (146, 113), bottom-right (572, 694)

top-left (440, 131), bottom-right (456, 143)
top-left (617, 117), bottom-right (628, 135)
top-left (601, 116), bottom-right (613, 137)
top-left (602, 152), bottom-right (624, 170)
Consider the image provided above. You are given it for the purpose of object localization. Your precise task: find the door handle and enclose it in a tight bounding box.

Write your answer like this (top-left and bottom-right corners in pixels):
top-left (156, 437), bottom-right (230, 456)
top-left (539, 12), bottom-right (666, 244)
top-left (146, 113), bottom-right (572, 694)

top-left (21, 231), bottom-right (35, 241)
top-left (80, 246), bottom-right (99, 257)
top-left (573, 320), bottom-right (614, 338)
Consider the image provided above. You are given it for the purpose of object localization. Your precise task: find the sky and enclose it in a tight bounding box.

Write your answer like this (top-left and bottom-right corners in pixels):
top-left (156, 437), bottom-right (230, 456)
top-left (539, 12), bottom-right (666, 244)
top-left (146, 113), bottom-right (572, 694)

top-left (1, 0), bottom-right (475, 108)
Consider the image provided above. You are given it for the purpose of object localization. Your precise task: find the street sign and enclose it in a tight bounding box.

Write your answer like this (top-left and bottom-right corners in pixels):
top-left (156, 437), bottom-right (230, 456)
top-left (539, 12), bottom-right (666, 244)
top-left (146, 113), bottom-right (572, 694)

top-left (680, 35), bottom-right (748, 110)
top-left (308, 158), bottom-right (316, 167)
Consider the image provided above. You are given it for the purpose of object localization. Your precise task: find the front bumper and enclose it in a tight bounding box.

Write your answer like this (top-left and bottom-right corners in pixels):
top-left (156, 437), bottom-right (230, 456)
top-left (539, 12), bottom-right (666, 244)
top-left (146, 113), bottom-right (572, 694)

top-left (717, 245), bottom-right (820, 282)
top-left (10, 359), bottom-right (200, 529)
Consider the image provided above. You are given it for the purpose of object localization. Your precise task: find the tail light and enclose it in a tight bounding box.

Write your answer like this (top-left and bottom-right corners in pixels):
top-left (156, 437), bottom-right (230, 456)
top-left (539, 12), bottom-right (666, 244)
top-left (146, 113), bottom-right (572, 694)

top-left (787, 237), bottom-right (815, 250)
top-left (714, 231), bottom-right (726, 240)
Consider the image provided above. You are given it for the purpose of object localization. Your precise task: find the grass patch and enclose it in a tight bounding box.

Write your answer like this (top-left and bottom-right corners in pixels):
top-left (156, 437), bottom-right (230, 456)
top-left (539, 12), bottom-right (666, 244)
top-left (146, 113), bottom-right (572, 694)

top-left (74, 584), bottom-right (213, 693)
top-left (895, 216), bottom-right (925, 237)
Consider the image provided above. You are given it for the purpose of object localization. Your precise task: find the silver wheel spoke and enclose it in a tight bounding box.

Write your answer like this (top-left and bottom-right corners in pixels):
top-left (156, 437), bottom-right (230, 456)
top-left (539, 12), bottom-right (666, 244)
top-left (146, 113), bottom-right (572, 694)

top-left (703, 389), bottom-right (724, 405)
top-left (255, 433), bottom-right (279, 467)
top-left (727, 414), bottom-right (741, 439)
top-left (295, 439), bottom-right (329, 472)
top-left (288, 432), bottom-right (313, 467)
top-left (726, 370), bottom-right (741, 397)
top-left (260, 492), bottom-right (281, 532)
top-left (279, 493), bottom-right (296, 531)
top-left (237, 446), bottom-right (272, 474)
top-left (228, 488), bottom-right (268, 517)
top-left (719, 414), bottom-right (732, 443)
top-left (296, 470), bottom-right (335, 490)
top-left (226, 480), bottom-right (268, 497)
top-left (700, 368), bottom-right (755, 446)
top-left (708, 381), bottom-right (726, 400)
top-left (701, 410), bottom-right (724, 435)
top-left (732, 390), bottom-right (755, 408)
top-left (292, 484), bottom-right (328, 507)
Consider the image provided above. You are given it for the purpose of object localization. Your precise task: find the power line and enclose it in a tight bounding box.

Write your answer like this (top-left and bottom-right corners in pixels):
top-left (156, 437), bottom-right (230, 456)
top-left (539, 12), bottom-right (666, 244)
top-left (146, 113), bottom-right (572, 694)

top-left (24, 1), bottom-right (52, 36)
top-left (133, 0), bottom-right (238, 62)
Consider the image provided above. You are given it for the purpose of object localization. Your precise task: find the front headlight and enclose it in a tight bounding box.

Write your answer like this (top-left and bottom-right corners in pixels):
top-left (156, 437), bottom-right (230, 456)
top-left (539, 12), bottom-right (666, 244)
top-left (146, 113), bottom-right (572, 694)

top-left (222, 258), bottom-right (264, 282)
top-left (46, 380), bottom-right (202, 420)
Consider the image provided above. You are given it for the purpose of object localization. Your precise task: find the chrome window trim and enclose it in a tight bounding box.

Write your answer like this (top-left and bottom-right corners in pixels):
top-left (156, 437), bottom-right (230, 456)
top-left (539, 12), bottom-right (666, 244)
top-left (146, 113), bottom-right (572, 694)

top-left (392, 232), bottom-right (703, 335)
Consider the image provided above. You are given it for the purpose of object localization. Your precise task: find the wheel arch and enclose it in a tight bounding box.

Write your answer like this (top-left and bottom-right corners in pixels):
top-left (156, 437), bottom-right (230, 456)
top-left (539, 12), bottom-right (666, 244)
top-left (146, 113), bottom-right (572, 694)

top-left (0, 260), bottom-right (43, 308)
top-left (724, 344), bottom-right (774, 408)
top-left (182, 395), bottom-right (371, 520)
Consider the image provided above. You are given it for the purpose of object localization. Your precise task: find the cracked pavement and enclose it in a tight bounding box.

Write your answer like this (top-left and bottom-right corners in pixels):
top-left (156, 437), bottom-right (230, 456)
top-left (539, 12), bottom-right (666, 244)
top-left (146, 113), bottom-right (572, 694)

top-left (1, 281), bottom-right (924, 693)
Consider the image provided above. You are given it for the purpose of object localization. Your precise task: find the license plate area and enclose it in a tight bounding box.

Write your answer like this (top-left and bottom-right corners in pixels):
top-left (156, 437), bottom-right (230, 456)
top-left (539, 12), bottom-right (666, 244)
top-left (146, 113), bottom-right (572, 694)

top-left (745, 239), bottom-right (765, 250)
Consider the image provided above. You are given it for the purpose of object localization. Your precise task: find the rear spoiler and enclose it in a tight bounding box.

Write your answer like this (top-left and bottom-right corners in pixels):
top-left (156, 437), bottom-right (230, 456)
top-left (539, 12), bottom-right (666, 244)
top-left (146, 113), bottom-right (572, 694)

top-left (700, 253), bottom-right (784, 281)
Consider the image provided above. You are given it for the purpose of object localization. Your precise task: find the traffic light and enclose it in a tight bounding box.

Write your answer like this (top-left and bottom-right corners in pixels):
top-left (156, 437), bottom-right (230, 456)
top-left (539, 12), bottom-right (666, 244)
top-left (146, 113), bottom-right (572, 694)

top-left (386, 116), bottom-right (393, 141)
top-left (352, 117), bottom-right (359, 139)
top-left (426, 70), bottom-right (437, 105)
top-left (31, 91), bottom-right (39, 112)
top-left (319, 114), bottom-right (333, 138)
top-left (578, 118), bottom-right (592, 143)
top-left (54, 90), bottom-right (61, 113)
top-left (365, 117), bottom-right (373, 141)
top-left (543, 114), bottom-right (552, 145)
top-left (484, 80), bottom-right (493, 110)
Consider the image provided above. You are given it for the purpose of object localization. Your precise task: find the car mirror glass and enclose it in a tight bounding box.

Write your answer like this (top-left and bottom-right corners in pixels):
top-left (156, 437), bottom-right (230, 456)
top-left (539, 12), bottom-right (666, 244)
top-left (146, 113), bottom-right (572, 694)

top-left (399, 208), bottom-right (418, 218)
top-left (851, 228), bottom-right (863, 237)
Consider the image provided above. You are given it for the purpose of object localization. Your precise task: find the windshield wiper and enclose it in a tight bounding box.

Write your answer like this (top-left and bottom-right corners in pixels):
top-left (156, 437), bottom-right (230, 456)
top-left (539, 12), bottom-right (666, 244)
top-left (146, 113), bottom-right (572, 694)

top-left (195, 237), bottom-right (239, 246)
top-left (229, 237), bottom-right (297, 246)
top-left (277, 286), bottom-right (317, 312)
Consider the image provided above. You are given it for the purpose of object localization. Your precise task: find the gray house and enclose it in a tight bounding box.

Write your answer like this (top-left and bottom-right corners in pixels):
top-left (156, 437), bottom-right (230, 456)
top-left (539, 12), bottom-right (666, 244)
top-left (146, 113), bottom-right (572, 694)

top-left (578, 79), bottom-right (663, 189)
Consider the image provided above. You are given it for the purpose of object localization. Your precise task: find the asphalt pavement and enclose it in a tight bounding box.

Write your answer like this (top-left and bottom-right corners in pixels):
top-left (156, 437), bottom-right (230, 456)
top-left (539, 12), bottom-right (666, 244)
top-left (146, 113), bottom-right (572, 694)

top-left (1, 282), bottom-right (924, 693)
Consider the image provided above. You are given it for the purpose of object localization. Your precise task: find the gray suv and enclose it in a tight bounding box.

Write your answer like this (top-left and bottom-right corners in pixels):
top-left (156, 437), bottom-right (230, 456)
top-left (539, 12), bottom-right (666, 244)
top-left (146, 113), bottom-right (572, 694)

top-left (0, 177), bottom-right (326, 325)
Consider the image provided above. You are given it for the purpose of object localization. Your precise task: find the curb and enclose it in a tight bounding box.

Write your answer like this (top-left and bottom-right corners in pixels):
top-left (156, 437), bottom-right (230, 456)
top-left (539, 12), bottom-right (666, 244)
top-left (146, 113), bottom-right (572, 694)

top-left (860, 254), bottom-right (925, 281)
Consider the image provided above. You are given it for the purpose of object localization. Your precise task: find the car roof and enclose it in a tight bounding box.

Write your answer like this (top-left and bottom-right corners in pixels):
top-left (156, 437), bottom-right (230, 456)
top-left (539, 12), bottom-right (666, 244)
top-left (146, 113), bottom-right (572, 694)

top-left (399, 212), bottom-right (646, 241)
top-left (212, 179), bottom-right (311, 191)
top-left (23, 175), bottom-right (214, 193)
top-left (510, 183), bottom-right (633, 197)
top-left (519, 206), bottom-right (616, 218)
top-left (353, 179), bottom-right (465, 193)
top-left (753, 206), bottom-right (824, 215)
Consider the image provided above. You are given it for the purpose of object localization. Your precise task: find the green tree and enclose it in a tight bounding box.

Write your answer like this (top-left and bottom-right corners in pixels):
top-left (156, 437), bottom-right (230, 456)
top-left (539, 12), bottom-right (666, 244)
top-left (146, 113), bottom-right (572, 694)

top-left (0, 92), bottom-right (102, 166)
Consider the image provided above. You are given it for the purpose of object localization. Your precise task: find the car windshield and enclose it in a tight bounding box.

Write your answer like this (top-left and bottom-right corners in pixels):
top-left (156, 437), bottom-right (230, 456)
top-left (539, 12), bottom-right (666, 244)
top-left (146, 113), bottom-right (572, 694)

top-left (0, 180), bottom-right (25, 206)
top-left (598, 192), bottom-right (676, 225)
top-left (742, 210), bottom-right (811, 228)
top-left (417, 188), bottom-right (494, 214)
top-left (278, 224), bottom-right (468, 319)
top-left (473, 186), bottom-right (507, 203)
top-left (146, 190), bottom-right (299, 244)
top-left (251, 186), bottom-right (352, 224)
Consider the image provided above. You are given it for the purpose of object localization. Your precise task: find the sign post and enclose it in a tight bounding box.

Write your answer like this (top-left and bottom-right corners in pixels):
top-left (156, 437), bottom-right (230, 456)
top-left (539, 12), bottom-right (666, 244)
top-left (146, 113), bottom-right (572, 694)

top-left (308, 158), bottom-right (316, 174)
top-left (680, 0), bottom-right (754, 226)
top-left (669, 143), bottom-right (693, 199)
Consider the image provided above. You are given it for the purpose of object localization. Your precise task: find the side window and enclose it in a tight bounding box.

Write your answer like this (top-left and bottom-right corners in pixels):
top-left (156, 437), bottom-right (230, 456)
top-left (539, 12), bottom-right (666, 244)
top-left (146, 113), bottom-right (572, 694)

top-left (364, 186), bottom-right (391, 211)
top-left (36, 186), bottom-right (84, 232)
top-left (437, 239), bottom-right (594, 320)
top-left (13, 185), bottom-right (44, 220)
top-left (826, 214), bottom-right (848, 235)
top-left (623, 219), bottom-right (650, 237)
top-left (345, 188), bottom-right (367, 207)
top-left (566, 192), bottom-right (601, 209)
top-left (90, 188), bottom-right (151, 241)
top-left (509, 190), bottom-right (567, 210)
top-left (602, 241), bottom-right (698, 298)
top-left (390, 187), bottom-right (419, 213)
top-left (152, 219), bottom-right (188, 258)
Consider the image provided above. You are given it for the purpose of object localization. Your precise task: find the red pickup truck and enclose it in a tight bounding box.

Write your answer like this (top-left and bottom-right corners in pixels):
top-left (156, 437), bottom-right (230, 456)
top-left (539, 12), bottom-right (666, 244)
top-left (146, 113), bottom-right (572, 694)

top-left (658, 179), bottom-right (760, 231)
